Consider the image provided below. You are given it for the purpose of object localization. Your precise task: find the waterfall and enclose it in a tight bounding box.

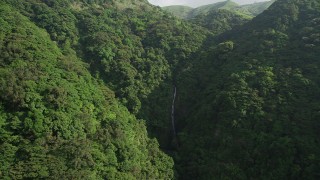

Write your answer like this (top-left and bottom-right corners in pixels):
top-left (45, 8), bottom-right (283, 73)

top-left (171, 86), bottom-right (177, 137)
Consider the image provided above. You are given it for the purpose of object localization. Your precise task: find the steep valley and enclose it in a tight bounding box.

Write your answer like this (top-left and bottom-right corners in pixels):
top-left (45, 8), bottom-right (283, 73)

top-left (0, 0), bottom-right (320, 179)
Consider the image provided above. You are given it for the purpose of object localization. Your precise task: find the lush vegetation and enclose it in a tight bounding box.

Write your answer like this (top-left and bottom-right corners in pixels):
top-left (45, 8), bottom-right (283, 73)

top-left (162, 5), bottom-right (193, 19)
top-left (234, 0), bottom-right (275, 16)
top-left (0, 1), bottom-right (175, 179)
top-left (188, 0), bottom-right (240, 18)
top-left (174, 0), bottom-right (320, 179)
top-left (1, 0), bottom-right (320, 179)
top-left (189, 9), bottom-right (250, 34)
top-left (162, 0), bottom-right (274, 19)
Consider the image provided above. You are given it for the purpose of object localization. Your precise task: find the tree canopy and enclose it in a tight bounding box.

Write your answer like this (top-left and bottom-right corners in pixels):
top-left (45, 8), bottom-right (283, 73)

top-left (1, 0), bottom-right (320, 179)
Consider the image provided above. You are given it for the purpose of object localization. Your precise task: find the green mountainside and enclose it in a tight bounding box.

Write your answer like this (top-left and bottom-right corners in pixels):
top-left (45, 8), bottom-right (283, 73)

top-left (1, 0), bottom-right (320, 179)
top-left (162, 0), bottom-right (274, 33)
top-left (0, 0), bottom-right (201, 179)
top-left (235, 0), bottom-right (275, 16)
top-left (163, 0), bottom-right (274, 19)
top-left (187, 0), bottom-right (240, 18)
top-left (174, 0), bottom-right (320, 178)
top-left (189, 9), bottom-right (250, 34)
top-left (162, 5), bottom-right (193, 19)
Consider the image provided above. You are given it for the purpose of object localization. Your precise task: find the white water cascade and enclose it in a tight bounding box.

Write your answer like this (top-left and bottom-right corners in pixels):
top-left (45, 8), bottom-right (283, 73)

top-left (171, 86), bottom-right (177, 137)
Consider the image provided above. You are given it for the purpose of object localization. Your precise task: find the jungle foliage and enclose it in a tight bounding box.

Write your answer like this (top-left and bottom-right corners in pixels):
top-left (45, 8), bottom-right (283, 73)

top-left (0, 1), bottom-right (178, 179)
top-left (1, 0), bottom-right (320, 179)
top-left (162, 0), bottom-right (275, 19)
top-left (174, 0), bottom-right (320, 179)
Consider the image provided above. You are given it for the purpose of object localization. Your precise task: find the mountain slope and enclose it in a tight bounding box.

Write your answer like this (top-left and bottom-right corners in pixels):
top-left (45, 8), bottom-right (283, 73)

top-left (235, 0), bottom-right (275, 16)
top-left (162, 5), bottom-right (193, 19)
top-left (163, 0), bottom-right (274, 19)
top-left (0, 2), bottom-right (174, 179)
top-left (175, 0), bottom-right (320, 179)
top-left (0, 0), bottom-right (213, 178)
top-left (2, 0), bottom-right (320, 179)
top-left (189, 9), bottom-right (250, 34)
top-left (188, 0), bottom-right (239, 18)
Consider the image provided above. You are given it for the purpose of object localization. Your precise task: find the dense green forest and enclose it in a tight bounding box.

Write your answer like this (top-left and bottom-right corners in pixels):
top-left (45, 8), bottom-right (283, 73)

top-left (162, 0), bottom-right (274, 34)
top-left (1, 0), bottom-right (320, 179)
top-left (162, 0), bottom-right (275, 19)
top-left (175, 0), bottom-right (320, 178)
top-left (189, 9), bottom-right (249, 34)
top-left (0, 0), bottom-right (178, 179)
